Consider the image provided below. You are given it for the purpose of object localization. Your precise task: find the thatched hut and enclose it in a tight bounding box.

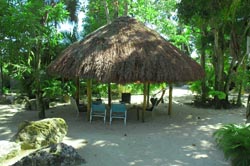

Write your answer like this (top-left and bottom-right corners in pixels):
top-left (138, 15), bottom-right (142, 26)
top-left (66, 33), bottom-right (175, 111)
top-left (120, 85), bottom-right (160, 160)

top-left (48, 16), bottom-right (205, 121)
top-left (49, 16), bottom-right (203, 82)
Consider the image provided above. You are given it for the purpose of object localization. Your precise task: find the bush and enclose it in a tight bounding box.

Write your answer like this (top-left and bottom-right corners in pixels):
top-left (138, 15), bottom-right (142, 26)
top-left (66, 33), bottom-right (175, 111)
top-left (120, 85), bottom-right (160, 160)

top-left (213, 124), bottom-right (250, 166)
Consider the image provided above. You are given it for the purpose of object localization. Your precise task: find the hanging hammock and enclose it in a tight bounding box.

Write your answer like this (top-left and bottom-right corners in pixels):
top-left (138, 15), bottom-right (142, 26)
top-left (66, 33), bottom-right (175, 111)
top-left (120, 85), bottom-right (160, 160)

top-left (146, 88), bottom-right (166, 111)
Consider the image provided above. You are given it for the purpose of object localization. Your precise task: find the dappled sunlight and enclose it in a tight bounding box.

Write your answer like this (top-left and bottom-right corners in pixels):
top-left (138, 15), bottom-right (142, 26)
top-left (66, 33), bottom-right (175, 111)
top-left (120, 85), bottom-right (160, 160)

top-left (173, 160), bottom-right (189, 165)
top-left (186, 121), bottom-right (198, 125)
top-left (164, 124), bottom-right (182, 130)
top-left (63, 136), bottom-right (88, 149)
top-left (197, 123), bottom-right (222, 132)
top-left (0, 105), bottom-right (12, 110)
top-left (153, 158), bottom-right (166, 165)
top-left (200, 140), bottom-right (213, 149)
top-left (185, 114), bottom-right (193, 120)
top-left (182, 145), bottom-right (197, 152)
top-left (0, 111), bottom-right (17, 121)
top-left (0, 105), bottom-right (26, 139)
top-left (92, 140), bottom-right (119, 148)
top-left (182, 139), bottom-right (219, 163)
top-left (189, 153), bottom-right (209, 159)
top-left (128, 159), bottom-right (143, 166)
top-left (0, 105), bottom-right (27, 121)
top-left (0, 90), bottom-right (242, 166)
top-left (0, 127), bottom-right (12, 136)
top-left (183, 145), bottom-right (209, 159)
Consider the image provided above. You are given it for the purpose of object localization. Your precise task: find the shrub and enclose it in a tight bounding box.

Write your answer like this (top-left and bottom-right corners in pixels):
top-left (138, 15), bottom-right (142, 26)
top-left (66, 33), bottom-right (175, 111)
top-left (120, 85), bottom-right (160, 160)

top-left (213, 124), bottom-right (250, 166)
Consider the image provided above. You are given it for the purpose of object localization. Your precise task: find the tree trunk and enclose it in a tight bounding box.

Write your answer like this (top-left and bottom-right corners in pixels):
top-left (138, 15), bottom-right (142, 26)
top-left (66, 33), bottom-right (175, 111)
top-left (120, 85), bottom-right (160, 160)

top-left (246, 93), bottom-right (250, 123)
top-left (224, 59), bottom-right (236, 103)
top-left (104, 0), bottom-right (111, 23)
top-left (103, 0), bottom-right (112, 108)
top-left (37, 92), bottom-right (45, 119)
top-left (200, 33), bottom-right (207, 102)
top-left (236, 56), bottom-right (248, 105)
top-left (113, 0), bottom-right (119, 19)
top-left (0, 62), bottom-right (3, 95)
top-left (123, 0), bottom-right (128, 16)
top-left (35, 1), bottom-right (57, 119)
top-left (237, 82), bottom-right (243, 105)
top-left (35, 52), bottom-right (45, 119)
top-left (213, 28), bottom-right (225, 108)
top-left (242, 36), bottom-right (250, 106)
top-left (224, 28), bottom-right (241, 105)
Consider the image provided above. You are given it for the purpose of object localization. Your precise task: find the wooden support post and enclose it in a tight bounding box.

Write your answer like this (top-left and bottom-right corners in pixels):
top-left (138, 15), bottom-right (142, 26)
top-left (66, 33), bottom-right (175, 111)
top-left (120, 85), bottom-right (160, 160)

top-left (142, 83), bottom-right (148, 122)
top-left (87, 79), bottom-right (92, 121)
top-left (75, 76), bottom-right (80, 105)
top-left (108, 83), bottom-right (111, 107)
top-left (168, 83), bottom-right (173, 115)
top-left (146, 83), bottom-right (150, 108)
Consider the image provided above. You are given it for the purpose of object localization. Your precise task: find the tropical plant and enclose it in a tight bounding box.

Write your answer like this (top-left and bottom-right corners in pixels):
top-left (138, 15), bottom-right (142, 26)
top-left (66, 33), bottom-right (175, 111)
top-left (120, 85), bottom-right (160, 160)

top-left (0, 0), bottom-right (73, 118)
top-left (213, 124), bottom-right (250, 166)
top-left (42, 79), bottom-right (63, 99)
top-left (178, 0), bottom-right (250, 108)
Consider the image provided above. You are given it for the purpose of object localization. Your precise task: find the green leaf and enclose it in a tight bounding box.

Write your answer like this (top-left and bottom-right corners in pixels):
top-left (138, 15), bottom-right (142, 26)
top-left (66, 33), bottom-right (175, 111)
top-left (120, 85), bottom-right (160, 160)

top-left (208, 90), bottom-right (226, 100)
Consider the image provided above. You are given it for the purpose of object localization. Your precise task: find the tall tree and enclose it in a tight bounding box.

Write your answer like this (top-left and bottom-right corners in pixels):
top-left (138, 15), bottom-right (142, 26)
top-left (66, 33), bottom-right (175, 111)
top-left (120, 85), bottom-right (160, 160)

top-left (178, 0), bottom-right (250, 108)
top-left (1, 0), bottom-right (69, 118)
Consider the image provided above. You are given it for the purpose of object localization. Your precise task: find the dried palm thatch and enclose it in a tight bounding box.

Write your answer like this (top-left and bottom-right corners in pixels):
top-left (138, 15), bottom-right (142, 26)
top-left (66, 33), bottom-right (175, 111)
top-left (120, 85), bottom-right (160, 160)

top-left (48, 16), bottom-right (204, 83)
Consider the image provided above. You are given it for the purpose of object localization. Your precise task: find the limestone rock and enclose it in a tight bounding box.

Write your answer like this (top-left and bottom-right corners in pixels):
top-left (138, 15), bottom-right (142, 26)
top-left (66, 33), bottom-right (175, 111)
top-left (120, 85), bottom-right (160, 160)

top-left (0, 141), bottom-right (21, 163)
top-left (11, 143), bottom-right (86, 166)
top-left (13, 118), bottom-right (68, 150)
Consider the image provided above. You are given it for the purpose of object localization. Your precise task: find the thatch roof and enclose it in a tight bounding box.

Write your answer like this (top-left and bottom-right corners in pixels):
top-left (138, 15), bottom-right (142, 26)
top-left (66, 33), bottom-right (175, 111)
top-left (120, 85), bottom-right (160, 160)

top-left (48, 16), bottom-right (205, 83)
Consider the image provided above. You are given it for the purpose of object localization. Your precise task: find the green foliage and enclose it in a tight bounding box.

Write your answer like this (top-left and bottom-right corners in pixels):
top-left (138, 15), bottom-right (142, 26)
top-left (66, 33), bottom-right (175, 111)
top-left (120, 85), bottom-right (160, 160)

top-left (82, 0), bottom-right (111, 36)
top-left (208, 90), bottom-right (226, 100)
top-left (1, 1), bottom-right (69, 87)
top-left (189, 56), bottom-right (214, 98)
top-left (83, 0), bottom-right (182, 47)
top-left (190, 83), bottom-right (227, 100)
top-left (91, 82), bottom-right (106, 97)
top-left (233, 64), bottom-right (250, 93)
top-left (42, 79), bottom-right (76, 99)
top-left (1, 0), bottom-right (250, 110)
top-left (2, 87), bottom-right (10, 94)
top-left (189, 81), bottom-right (202, 94)
top-left (178, 0), bottom-right (250, 107)
top-left (42, 80), bottom-right (63, 99)
top-left (213, 124), bottom-right (250, 166)
top-left (90, 82), bottom-right (165, 98)
top-left (62, 81), bottom-right (76, 97)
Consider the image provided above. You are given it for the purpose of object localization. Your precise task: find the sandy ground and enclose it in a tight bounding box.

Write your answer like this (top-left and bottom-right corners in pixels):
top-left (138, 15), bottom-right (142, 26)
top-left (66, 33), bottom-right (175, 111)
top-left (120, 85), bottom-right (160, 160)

top-left (0, 87), bottom-right (247, 166)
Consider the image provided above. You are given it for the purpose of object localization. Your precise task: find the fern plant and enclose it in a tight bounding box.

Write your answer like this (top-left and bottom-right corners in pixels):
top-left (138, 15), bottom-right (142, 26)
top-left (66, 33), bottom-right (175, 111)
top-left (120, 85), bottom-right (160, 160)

top-left (213, 124), bottom-right (250, 166)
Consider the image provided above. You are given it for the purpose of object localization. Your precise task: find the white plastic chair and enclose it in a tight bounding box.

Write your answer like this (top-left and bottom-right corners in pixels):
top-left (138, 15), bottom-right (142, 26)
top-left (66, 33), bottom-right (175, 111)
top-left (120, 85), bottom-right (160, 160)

top-left (90, 103), bottom-right (106, 123)
top-left (110, 103), bottom-right (127, 125)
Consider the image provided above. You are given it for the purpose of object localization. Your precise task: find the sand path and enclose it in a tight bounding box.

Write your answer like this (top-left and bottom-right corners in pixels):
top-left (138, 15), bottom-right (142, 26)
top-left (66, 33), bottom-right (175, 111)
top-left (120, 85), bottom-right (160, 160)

top-left (0, 88), bottom-right (246, 166)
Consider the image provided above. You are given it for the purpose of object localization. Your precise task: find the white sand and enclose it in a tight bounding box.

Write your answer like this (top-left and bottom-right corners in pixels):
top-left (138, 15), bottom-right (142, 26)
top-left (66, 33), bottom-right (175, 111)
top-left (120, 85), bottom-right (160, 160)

top-left (0, 88), bottom-right (246, 166)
